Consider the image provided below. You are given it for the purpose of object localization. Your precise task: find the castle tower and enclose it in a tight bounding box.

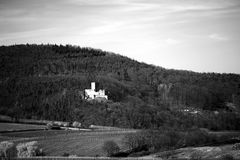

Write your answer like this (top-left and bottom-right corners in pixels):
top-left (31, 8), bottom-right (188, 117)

top-left (91, 82), bottom-right (95, 91)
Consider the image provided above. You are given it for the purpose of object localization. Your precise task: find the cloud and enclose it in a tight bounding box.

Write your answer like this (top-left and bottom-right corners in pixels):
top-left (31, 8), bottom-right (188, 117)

top-left (169, 5), bottom-right (214, 12)
top-left (0, 27), bottom-right (62, 41)
top-left (165, 38), bottom-right (181, 45)
top-left (66, 0), bottom-right (129, 6)
top-left (209, 34), bottom-right (228, 41)
top-left (1, 0), bottom-right (240, 73)
top-left (83, 22), bottom-right (125, 35)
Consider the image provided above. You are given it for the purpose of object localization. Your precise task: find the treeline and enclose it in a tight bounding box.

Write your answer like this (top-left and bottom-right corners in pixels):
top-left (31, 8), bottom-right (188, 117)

top-left (0, 44), bottom-right (240, 130)
top-left (118, 127), bottom-right (240, 158)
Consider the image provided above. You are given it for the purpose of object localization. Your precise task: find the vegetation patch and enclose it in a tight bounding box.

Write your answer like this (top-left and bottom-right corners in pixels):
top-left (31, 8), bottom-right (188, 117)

top-left (232, 143), bottom-right (240, 150)
top-left (0, 141), bottom-right (15, 159)
top-left (102, 140), bottom-right (120, 156)
top-left (0, 44), bottom-right (240, 131)
top-left (0, 123), bottom-right (46, 132)
top-left (16, 141), bottom-right (44, 158)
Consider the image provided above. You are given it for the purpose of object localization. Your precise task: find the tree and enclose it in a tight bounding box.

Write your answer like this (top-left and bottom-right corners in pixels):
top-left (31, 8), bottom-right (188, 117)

top-left (16, 141), bottom-right (44, 158)
top-left (102, 140), bottom-right (120, 157)
top-left (123, 132), bottom-right (148, 150)
top-left (0, 141), bottom-right (15, 160)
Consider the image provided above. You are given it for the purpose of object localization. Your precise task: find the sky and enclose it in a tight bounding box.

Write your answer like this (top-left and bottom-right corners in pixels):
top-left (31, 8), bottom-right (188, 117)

top-left (0, 0), bottom-right (240, 74)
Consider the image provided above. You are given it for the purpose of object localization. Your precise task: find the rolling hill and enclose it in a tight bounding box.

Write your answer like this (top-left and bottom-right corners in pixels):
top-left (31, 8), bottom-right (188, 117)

top-left (0, 44), bottom-right (240, 130)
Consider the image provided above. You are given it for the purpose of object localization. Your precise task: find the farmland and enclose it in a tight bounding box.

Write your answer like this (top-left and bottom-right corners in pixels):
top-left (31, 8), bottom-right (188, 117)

top-left (0, 122), bottom-right (46, 132)
top-left (1, 122), bottom-right (240, 159)
top-left (39, 130), bottom-right (132, 156)
top-left (0, 123), bottom-right (136, 156)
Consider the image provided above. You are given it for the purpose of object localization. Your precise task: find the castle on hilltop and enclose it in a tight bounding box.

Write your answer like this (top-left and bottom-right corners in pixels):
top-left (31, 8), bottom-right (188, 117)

top-left (84, 82), bottom-right (108, 101)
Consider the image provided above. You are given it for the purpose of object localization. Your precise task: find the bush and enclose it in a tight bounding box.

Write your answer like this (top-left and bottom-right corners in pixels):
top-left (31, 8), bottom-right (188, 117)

top-left (157, 150), bottom-right (175, 159)
top-left (16, 141), bottom-right (44, 158)
top-left (102, 140), bottom-right (120, 157)
top-left (63, 122), bottom-right (70, 127)
top-left (46, 122), bottom-right (61, 130)
top-left (182, 129), bottom-right (211, 146)
top-left (232, 143), bottom-right (240, 150)
top-left (190, 150), bottom-right (203, 160)
top-left (147, 129), bottom-right (180, 150)
top-left (62, 152), bottom-right (70, 157)
top-left (0, 141), bottom-right (15, 159)
top-left (220, 154), bottom-right (234, 160)
top-left (123, 129), bottom-right (181, 152)
top-left (68, 154), bottom-right (77, 157)
top-left (123, 132), bottom-right (148, 150)
top-left (128, 150), bottom-right (150, 157)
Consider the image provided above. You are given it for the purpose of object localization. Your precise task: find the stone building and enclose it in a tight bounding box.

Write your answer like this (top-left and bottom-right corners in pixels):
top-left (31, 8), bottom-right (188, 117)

top-left (84, 82), bottom-right (108, 100)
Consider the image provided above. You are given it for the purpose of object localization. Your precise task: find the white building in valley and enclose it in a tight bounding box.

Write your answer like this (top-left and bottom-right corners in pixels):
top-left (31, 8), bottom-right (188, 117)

top-left (84, 82), bottom-right (108, 100)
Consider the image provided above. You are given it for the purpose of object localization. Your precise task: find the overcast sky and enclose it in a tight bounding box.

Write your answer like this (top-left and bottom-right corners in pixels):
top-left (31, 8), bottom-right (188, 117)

top-left (0, 0), bottom-right (240, 74)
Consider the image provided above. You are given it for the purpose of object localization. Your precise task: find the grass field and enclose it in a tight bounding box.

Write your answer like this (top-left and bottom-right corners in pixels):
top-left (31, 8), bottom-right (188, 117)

top-left (0, 123), bottom-right (136, 157)
top-left (39, 130), bottom-right (132, 156)
top-left (1, 123), bottom-right (239, 158)
top-left (0, 122), bottom-right (46, 132)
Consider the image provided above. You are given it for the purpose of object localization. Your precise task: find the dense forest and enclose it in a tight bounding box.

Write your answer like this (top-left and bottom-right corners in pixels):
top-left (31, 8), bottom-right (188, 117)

top-left (0, 44), bottom-right (240, 130)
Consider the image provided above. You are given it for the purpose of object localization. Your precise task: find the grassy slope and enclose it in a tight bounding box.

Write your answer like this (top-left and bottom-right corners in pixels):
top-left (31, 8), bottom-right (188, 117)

top-left (1, 123), bottom-right (239, 157)
top-left (153, 144), bottom-right (240, 159)
top-left (146, 130), bottom-right (240, 159)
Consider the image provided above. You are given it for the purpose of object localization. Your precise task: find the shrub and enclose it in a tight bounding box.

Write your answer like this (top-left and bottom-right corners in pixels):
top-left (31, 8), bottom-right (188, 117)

top-left (123, 132), bottom-right (147, 150)
top-left (123, 129), bottom-right (182, 153)
top-left (157, 150), bottom-right (175, 159)
top-left (63, 122), bottom-right (70, 127)
top-left (232, 143), bottom-right (240, 150)
top-left (62, 152), bottom-right (70, 157)
top-left (16, 141), bottom-right (44, 158)
top-left (46, 122), bottom-right (61, 130)
top-left (190, 150), bottom-right (203, 160)
top-left (37, 148), bottom-right (45, 156)
top-left (183, 129), bottom-right (210, 146)
top-left (220, 154), bottom-right (234, 160)
top-left (128, 150), bottom-right (150, 157)
top-left (46, 121), bottom-right (54, 128)
top-left (102, 140), bottom-right (120, 157)
top-left (147, 130), bottom-right (180, 150)
top-left (69, 155), bottom-right (77, 157)
top-left (0, 141), bottom-right (15, 159)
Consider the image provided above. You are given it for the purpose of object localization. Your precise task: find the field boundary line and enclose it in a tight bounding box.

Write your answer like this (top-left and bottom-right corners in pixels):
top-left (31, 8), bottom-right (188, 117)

top-left (14, 156), bottom-right (163, 160)
top-left (0, 128), bottom-right (45, 133)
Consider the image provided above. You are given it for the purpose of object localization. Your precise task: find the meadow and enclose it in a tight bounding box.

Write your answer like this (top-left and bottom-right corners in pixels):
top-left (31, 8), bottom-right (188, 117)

top-left (1, 122), bottom-right (240, 159)
top-left (0, 123), bottom-right (136, 156)
top-left (0, 122), bottom-right (46, 132)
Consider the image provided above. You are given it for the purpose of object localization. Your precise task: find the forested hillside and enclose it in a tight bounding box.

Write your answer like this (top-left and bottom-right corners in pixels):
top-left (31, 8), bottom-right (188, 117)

top-left (1, 44), bottom-right (240, 130)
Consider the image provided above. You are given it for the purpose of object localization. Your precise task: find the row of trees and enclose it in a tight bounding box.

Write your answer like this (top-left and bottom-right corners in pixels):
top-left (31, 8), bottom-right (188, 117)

top-left (104, 127), bottom-right (240, 157)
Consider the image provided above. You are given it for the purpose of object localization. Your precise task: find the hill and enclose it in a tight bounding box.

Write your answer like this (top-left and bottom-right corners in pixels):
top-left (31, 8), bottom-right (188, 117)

top-left (0, 44), bottom-right (240, 130)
